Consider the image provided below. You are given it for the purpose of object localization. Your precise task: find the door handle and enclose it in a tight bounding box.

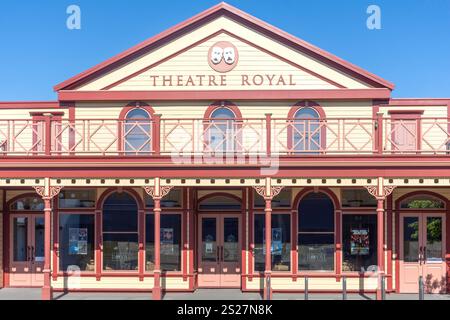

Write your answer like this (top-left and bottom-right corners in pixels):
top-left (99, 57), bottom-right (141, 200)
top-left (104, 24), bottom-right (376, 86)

top-left (217, 246), bottom-right (220, 263)
top-left (423, 246), bottom-right (427, 262)
top-left (27, 246), bottom-right (31, 262)
top-left (31, 246), bottom-right (35, 262)
top-left (419, 246), bottom-right (423, 265)
top-left (221, 246), bottom-right (224, 262)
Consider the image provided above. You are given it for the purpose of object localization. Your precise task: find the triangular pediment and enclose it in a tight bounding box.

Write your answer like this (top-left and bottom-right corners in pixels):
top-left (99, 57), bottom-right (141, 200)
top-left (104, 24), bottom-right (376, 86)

top-left (55, 3), bottom-right (394, 92)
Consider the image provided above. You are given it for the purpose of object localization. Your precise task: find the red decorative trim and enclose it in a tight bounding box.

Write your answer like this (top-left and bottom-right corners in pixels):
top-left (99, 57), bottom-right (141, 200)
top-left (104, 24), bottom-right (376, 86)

top-left (0, 101), bottom-right (59, 109)
top-left (58, 89), bottom-right (392, 102)
top-left (53, 3), bottom-right (394, 91)
top-left (52, 199), bottom-right (58, 281)
top-left (138, 209), bottom-right (145, 281)
top-left (95, 209), bottom-right (102, 281)
top-left (2, 189), bottom-right (7, 288)
top-left (388, 99), bottom-right (450, 106)
top-left (248, 189), bottom-right (254, 281)
top-left (204, 101), bottom-right (242, 120)
top-left (96, 187), bottom-right (144, 211)
top-left (182, 189), bottom-right (188, 281)
top-left (292, 187), bottom-right (340, 211)
top-left (335, 209), bottom-right (342, 280)
top-left (292, 208), bottom-right (298, 280)
top-left (386, 194), bottom-right (393, 291)
top-left (197, 192), bottom-right (242, 209)
top-left (388, 110), bottom-right (425, 115)
top-left (241, 187), bottom-right (247, 290)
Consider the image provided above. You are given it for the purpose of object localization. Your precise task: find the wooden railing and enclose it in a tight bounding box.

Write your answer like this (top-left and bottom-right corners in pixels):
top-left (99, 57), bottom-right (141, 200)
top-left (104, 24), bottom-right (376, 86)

top-left (0, 116), bottom-right (448, 157)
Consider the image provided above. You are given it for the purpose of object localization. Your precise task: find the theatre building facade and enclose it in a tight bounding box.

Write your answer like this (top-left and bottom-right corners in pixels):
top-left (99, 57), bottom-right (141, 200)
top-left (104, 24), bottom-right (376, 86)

top-left (0, 3), bottom-right (449, 300)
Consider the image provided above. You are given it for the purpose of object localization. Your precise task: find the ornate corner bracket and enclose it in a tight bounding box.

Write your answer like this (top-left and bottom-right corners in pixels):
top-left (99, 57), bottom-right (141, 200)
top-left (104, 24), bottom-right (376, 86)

top-left (253, 178), bottom-right (284, 200)
top-left (364, 185), bottom-right (396, 201)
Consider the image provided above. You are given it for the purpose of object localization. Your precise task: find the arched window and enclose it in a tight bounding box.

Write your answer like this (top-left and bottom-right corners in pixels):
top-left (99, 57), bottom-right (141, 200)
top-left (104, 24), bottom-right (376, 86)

top-left (400, 195), bottom-right (446, 209)
top-left (207, 107), bottom-right (236, 152)
top-left (297, 192), bottom-right (335, 271)
top-left (102, 192), bottom-right (139, 271)
top-left (198, 194), bottom-right (242, 211)
top-left (293, 107), bottom-right (321, 153)
top-left (10, 196), bottom-right (44, 211)
top-left (124, 108), bottom-right (152, 154)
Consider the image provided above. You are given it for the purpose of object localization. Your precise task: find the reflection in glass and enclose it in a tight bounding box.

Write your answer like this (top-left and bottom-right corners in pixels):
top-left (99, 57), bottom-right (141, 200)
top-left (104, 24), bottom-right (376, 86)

top-left (202, 218), bottom-right (217, 262)
top-left (34, 217), bottom-right (45, 262)
top-left (208, 107), bottom-right (236, 152)
top-left (10, 197), bottom-right (44, 211)
top-left (146, 214), bottom-right (182, 271)
top-left (59, 189), bottom-right (96, 208)
top-left (223, 218), bottom-right (239, 262)
top-left (293, 108), bottom-right (321, 153)
top-left (403, 217), bottom-right (419, 262)
top-left (426, 217), bottom-right (442, 261)
top-left (254, 214), bottom-right (291, 272)
top-left (125, 109), bottom-right (152, 154)
top-left (13, 218), bottom-right (28, 262)
top-left (103, 233), bottom-right (139, 271)
top-left (298, 234), bottom-right (334, 271)
top-left (59, 214), bottom-right (95, 272)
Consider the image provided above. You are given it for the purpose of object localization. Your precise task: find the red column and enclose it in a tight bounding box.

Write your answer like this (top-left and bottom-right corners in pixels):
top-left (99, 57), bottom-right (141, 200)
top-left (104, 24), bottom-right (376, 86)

top-left (153, 198), bottom-right (162, 300)
top-left (376, 198), bottom-right (385, 300)
top-left (264, 198), bottom-right (272, 300)
top-left (42, 198), bottom-right (52, 300)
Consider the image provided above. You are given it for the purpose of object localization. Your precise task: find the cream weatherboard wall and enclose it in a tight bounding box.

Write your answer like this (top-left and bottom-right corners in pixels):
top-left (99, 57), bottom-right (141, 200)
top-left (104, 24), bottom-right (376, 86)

top-left (74, 16), bottom-right (373, 91)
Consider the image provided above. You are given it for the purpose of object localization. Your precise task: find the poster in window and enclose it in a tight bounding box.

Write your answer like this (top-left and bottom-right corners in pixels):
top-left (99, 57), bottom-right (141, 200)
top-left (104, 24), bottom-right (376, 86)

top-left (161, 228), bottom-right (174, 244)
top-left (262, 228), bottom-right (283, 255)
top-left (68, 228), bottom-right (88, 255)
top-left (350, 229), bottom-right (369, 255)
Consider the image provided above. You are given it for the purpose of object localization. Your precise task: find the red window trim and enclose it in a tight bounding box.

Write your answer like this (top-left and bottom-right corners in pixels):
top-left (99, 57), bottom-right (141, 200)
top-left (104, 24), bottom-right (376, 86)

top-left (389, 110), bottom-right (423, 152)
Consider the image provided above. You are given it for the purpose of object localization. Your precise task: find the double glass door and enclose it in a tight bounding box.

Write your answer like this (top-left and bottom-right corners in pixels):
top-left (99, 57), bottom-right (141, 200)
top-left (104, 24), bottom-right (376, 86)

top-left (9, 214), bottom-right (45, 287)
top-left (198, 214), bottom-right (241, 288)
top-left (400, 212), bottom-right (446, 293)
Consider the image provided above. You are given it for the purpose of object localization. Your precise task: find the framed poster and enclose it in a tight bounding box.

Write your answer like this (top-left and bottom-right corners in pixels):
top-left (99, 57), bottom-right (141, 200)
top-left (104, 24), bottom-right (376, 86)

top-left (161, 228), bottom-right (174, 245)
top-left (262, 228), bottom-right (283, 255)
top-left (350, 229), bottom-right (369, 255)
top-left (68, 228), bottom-right (88, 255)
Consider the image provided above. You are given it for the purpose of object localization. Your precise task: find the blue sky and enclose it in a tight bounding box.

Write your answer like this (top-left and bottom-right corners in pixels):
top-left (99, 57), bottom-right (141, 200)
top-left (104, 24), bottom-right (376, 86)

top-left (0, 0), bottom-right (449, 101)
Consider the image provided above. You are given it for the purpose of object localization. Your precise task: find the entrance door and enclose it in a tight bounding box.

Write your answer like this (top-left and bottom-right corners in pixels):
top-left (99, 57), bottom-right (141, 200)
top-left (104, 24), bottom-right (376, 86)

top-left (399, 212), bottom-right (447, 293)
top-left (198, 214), bottom-right (241, 288)
top-left (9, 214), bottom-right (45, 287)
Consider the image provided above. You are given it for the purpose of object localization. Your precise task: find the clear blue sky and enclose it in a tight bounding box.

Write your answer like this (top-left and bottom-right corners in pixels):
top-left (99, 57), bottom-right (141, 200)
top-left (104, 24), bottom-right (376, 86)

top-left (0, 0), bottom-right (449, 101)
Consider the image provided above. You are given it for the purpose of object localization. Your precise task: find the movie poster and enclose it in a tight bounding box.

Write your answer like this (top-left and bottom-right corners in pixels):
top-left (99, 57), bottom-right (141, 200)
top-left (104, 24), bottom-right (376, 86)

top-left (69, 228), bottom-right (88, 255)
top-left (350, 229), bottom-right (369, 255)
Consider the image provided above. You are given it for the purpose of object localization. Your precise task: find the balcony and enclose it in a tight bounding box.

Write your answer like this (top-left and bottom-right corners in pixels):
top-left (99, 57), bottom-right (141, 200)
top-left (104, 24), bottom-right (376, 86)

top-left (0, 116), bottom-right (449, 158)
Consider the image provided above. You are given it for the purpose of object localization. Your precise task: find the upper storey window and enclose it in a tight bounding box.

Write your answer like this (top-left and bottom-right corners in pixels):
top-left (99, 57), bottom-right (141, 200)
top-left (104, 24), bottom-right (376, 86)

top-left (293, 107), bottom-right (321, 153)
top-left (124, 108), bottom-right (152, 155)
top-left (207, 107), bottom-right (237, 153)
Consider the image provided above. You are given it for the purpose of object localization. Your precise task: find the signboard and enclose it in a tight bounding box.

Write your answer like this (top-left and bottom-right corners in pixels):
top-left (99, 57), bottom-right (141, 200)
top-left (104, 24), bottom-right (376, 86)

top-left (350, 229), bottom-right (370, 255)
top-left (69, 228), bottom-right (88, 255)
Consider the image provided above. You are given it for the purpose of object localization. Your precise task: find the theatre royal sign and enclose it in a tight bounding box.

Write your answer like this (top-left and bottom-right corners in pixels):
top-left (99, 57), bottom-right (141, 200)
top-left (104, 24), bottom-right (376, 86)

top-left (145, 41), bottom-right (297, 88)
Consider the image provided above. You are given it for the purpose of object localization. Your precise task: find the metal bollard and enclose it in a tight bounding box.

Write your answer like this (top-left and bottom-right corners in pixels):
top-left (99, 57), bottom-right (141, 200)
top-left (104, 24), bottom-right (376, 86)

top-left (304, 276), bottom-right (309, 300)
top-left (419, 276), bottom-right (424, 300)
top-left (381, 274), bottom-right (386, 300)
top-left (342, 276), bottom-right (347, 300)
top-left (266, 274), bottom-right (271, 301)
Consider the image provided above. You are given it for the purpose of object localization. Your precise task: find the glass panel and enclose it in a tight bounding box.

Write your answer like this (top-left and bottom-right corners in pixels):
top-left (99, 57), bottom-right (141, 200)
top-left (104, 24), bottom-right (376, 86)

top-left (342, 214), bottom-right (377, 272)
top-left (202, 218), bottom-right (217, 262)
top-left (13, 217), bottom-right (28, 262)
top-left (58, 189), bottom-right (96, 209)
top-left (103, 233), bottom-right (138, 271)
top-left (10, 197), bottom-right (44, 211)
top-left (426, 217), bottom-right (442, 261)
top-left (342, 189), bottom-right (377, 208)
top-left (403, 217), bottom-right (419, 262)
top-left (59, 214), bottom-right (95, 272)
top-left (34, 217), bottom-right (45, 262)
top-left (125, 109), bottom-right (152, 153)
top-left (400, 196), bottom-right (445, 209)
top-left (254, 189), bottom-right (291, 208)
top-left (223, 218), bottom-right (239, 262)
top-left (103, 192), bottom-right (138, 232)
top-left (208, 108), bottom-right (236, 152)
top-left (254, 214), bottom-right (291, 271)
top-left (293, 108), bottom-right (320, 152)
top-left (145, 189), bottom-right (182, 208)
top-left (145, 214), bottom-right (182, 271)
top-left (198, 196), bottom-right (241, 211)
top-left (298, 192), bottom-right (334, 232)
top-left (298, 234), bottom-right (334, 271)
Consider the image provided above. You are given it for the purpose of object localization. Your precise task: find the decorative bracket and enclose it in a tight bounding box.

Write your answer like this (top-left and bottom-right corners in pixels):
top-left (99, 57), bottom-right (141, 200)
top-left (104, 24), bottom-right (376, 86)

top-left (33, 179), bottom-right (63, 200)
top-left (365, 185), bottom-right (396, 201)
top-left (143, 177), bottom-right (173, 200)
top-left (253, 178), bottom-right (284, 200)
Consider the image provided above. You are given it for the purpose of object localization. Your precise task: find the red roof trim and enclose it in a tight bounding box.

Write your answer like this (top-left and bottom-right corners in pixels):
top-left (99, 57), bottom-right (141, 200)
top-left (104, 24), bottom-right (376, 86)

top-left (0, 101), bottom-right (60, 109)
top-left (388, 98), bottom-right (450, 106)
top-left (53, 2), bottom-right (394, 92)
top-left (58, 88), bottom-right (391, 101)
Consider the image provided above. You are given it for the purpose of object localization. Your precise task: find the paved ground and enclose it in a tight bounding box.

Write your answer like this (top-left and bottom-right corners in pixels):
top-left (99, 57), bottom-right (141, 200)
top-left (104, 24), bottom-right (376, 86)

top-left (0, 288), bottom-right (449, 300)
